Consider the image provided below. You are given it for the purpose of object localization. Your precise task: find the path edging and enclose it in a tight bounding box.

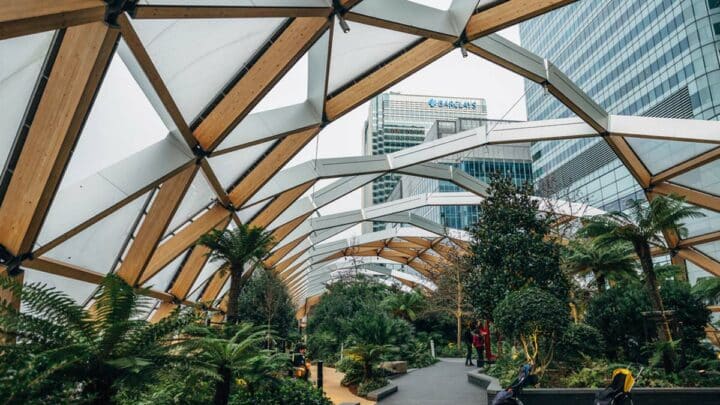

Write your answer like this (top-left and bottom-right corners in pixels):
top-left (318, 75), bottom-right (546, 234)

top-left (366, 382), bottom-right (398, 401)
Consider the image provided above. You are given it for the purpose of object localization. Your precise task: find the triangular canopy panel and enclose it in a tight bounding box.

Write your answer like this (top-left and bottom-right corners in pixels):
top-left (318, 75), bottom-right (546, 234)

top-left (0, 31), bottom-right (54, 172)
top-left (626, 138), bottom-right (717, 175)
top-left (671, 160), bottom-right (720, 197)
top-left (42, 191), bottom-right (152, 274)
top-left (327, 20), bottom-right (420, 94)
top-left (131, 17), bottom-right (286, 122)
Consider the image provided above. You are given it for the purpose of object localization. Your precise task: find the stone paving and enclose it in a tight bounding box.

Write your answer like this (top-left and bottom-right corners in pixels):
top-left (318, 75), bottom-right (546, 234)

top-left (379, 357), bottom-right (486, 405)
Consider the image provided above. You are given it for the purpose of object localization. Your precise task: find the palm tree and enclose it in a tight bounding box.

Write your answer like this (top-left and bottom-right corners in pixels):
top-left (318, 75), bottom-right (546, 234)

top-left (344, 311), bottom-right (399, 382)
top-left (580, 194), bottom-right (705, 341)
top-left (0, 274), bottom-right (195, 404)
top-left (693, 277), bottom-right (720, 302)
top-left (382, 289), bottom-right (426, 322)
top-left (198, 224), bottom-right (274, 324)
top-left (180, 323), bottom-right (285, 405)
top-left (563, 239), bottom-right (637, 292)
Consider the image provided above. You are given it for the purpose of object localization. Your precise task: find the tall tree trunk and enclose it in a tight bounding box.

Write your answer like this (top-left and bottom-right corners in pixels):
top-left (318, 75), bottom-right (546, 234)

top-left (636, 242), bottom-right (672, 341)
top-left (213, 367), bottom-right (232, 405)
top-left (226, 263), bottom-right (244, 324)
top-left (456, 281), bottom-right (462, 348)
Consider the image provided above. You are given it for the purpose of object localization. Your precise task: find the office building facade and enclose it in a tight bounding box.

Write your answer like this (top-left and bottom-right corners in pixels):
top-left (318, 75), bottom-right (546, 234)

top-left (386, 118), bottom-right (532, 230)
top-left (362, 92), bottom-right (488, 232)
top-left (522, 0), bottom-right (720, 213)
top-left (520, 0), bottom-right (720, 282)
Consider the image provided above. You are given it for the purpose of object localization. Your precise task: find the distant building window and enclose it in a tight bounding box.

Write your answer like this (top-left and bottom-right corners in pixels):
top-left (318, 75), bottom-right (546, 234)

top-left (710, 0), bottom-right (720, 9)
top-left (714, 22), bottom-right (720, 36)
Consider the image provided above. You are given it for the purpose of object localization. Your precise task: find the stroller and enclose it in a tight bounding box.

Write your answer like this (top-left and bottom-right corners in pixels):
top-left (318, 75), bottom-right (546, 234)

top-left (491, 364), bottom-right (538, 405)
top-left (594, 368), bottom-right (637, 405)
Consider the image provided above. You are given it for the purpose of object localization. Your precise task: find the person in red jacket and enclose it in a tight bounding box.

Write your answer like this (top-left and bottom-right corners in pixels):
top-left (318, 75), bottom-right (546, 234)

top-left (472, 330), bottom-right (484, 368)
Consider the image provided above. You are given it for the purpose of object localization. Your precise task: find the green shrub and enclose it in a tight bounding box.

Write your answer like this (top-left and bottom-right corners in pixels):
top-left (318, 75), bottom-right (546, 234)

top-left (485, 354), bottom-right (525, 387)
top-left (399, 339), bottom-right (437, 368)
top-left (493, 287), bottom-right (570, 374)
top-left (556, 323), bottom-right (606, 362)
top-left (230, 378), bottom-right (331, 405)
top-left (660, 280), bottom-right (712, 363)
top-left (585, 286), bottom-right (651, 362)
top-left (357, 377), bottom-right (389, 397)
top-left (336, 357), bottom-right (364, 387)
top-left (307, 331), bottom-right (339, 364)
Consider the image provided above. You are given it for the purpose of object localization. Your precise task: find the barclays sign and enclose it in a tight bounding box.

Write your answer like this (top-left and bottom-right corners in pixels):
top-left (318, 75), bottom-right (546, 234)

top-left (427, 98), bottom-right (477, 110)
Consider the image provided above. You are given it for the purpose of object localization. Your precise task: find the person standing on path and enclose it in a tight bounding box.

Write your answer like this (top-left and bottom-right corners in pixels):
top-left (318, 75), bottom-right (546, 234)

top-left (473, 323), bottom-right (485, 368)
top-left (463, 326), bottom-right (474, 366)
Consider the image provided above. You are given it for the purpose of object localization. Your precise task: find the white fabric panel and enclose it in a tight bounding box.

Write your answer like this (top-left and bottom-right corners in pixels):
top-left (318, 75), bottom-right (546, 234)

top-left (207, 140), bottom-right (275, 188)
top-left (327, 20), bottom-right (419, 93)
top-left (164, 172), bottom-right (215, 237)
top-left (131, 17), bottom-right (285, 122)
top-left (217, 102), bottom-right (320, 152)
top-left (251, 53), bottom-right (308, 114)
top-left (38, 138), bottom-right (193, 246)
top-left (672, 159), bottom-right (720, 196)
top-left (236, 199), bottom-right (271, 224)
top-left (187, 259), bottom-right (225, 301)
top-left (0, 31), bottom-right (54, 173)
top-left (22, 268), bottom-right (98, 305)
top-left (409, 0), bottom-right (452, 10)
top-left (143, 252), bottom-right (186, 291)
top-left (44, 191), bottom-right (151, 274)
top-left (625, 138), bottom-right (716, 175)
top-left (63, 54), bottom-right (168, 186)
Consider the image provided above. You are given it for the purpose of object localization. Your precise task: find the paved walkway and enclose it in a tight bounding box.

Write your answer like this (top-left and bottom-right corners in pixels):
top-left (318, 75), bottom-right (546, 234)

top-left (380, 357), bottom-right (486, 405)
top-left (312, 366), bottom-right (376, 405)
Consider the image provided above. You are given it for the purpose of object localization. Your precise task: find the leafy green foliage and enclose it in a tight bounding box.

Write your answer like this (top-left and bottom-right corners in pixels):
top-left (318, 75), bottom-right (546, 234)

top-left (464, 174), bottom-right (569, 319)
top-left (197, 224), bottom-right (274, 324)
top-left (493, 287), bottom-right (569, 373)
top-left (344, 309), bottom-right (401, 381)
top-left (580, 194), bottom-right (705, 341)
top-left (659, 280), bottom-right (712, 363)
top-left (230, 378), bottom-right (331, 405)
top-left (556, 323), bottom-right (606, 362)
top-left (179, 323), bottom-right (288, 404)
top-left (308, 276), bottom-right (389, 337)
top-left (692, 276), bottom-right (720, 302)
top-left (0, 274), bottom-right (196, 404)
top-left (563, 239), bottom-right (637, 291)
top-left (235, 268), bottom-right (295, 341)
top-left (585, 285), bottom-right (651, 361)
top-left (382, 289), bottom-right (426, 322)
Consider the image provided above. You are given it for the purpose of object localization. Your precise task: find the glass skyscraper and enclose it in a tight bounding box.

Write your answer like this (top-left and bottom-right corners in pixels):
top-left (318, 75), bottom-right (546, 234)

top-left (385, 118), bottom-right (532, 231)
top-left (522, 0), bottom-right (720, 213)
top-left (362, 92), bottom-right (488, 232)
top-left (520, 0), bottom-right (720, 283)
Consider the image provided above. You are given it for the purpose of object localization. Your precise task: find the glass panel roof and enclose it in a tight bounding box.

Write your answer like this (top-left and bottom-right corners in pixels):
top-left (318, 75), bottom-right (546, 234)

top-left (0, 31), bottom-right (54, 173)
top-left (625, 138), bottom-right (716, 175)
top-left (671, 159), bottom-right (720, 197)
top-left (696, 241), bottom-right (720, 262)
top-left (684, 207), bottom-right (720, 238)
